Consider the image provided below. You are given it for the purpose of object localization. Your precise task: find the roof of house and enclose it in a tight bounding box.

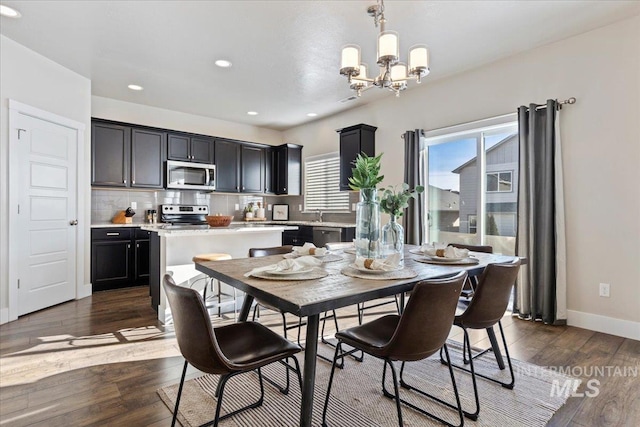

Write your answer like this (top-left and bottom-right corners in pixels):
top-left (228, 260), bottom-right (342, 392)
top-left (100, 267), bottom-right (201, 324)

top-left (451, 134), bottom-right (518, 174)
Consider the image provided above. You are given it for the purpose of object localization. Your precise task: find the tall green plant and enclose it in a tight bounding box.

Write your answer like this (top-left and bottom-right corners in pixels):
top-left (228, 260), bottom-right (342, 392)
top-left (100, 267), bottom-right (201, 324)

top-left (348, 153), bottom-right (384, 191)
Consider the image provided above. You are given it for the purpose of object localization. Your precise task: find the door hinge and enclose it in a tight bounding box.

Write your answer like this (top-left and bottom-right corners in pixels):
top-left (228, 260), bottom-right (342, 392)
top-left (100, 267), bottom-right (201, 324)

top-left (17, 279), bottom-right (20, 289)
top-left (17, 204), bottom-right (20, 214)
top-left (17, 129), bottom-right (26, 139)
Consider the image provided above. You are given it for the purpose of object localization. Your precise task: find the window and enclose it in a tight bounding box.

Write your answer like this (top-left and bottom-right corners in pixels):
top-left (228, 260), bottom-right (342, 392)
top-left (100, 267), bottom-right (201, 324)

top-left (422, 114), bottom-right (519, 255)
top-left (304, 153), bottom-right (350, 212)
top-left (486, 171), bottom-right (512, 192)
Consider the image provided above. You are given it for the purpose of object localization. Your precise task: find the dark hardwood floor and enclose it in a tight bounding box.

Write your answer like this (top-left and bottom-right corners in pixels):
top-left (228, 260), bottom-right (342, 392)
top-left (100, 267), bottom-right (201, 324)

top-left (0, 286), bottom-right (637, 426)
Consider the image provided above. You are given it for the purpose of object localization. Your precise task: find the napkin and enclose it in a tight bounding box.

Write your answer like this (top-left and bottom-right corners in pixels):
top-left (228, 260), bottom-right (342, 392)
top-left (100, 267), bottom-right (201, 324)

top-left (419, 244), bottom-right (469, 258)
top-left (354, 253), bottom-right (401, 271)
top-left (244, 255), bottom-right (322, 277)
top-left (292, 242), bottom-right (327, 256)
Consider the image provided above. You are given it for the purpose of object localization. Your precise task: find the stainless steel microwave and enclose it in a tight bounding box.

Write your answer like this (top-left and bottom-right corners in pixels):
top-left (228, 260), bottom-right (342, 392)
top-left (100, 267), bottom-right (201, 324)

top-left (166, 160), bottom-right (216, 191)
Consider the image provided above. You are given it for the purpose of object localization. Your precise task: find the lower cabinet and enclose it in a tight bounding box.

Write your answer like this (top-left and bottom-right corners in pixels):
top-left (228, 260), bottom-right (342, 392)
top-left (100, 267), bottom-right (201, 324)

top-left (91, 228), bottom-right (151, 292)
top-left (282, 226), bottom-right (355, 247)
top-left (282, 226), bottom-right (313, 246)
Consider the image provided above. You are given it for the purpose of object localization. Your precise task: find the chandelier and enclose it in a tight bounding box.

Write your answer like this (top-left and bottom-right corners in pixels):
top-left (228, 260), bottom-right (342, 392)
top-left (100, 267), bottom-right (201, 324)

top-left (340, 0), bottom-right (430, 97)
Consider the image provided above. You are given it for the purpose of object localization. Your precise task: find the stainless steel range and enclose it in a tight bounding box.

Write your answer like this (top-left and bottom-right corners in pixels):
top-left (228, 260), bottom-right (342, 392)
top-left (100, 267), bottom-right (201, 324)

top-left (160, 204), bottom-right (209, 227)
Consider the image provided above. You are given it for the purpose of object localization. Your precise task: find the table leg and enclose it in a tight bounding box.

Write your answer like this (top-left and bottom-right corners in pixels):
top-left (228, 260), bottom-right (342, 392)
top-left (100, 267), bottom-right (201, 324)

top-left (300, 314), bottom-right (319, 427)
top-left (238, 295), bottom-right (254, 322)
top-left (486, 326), bottom-right (506, 370)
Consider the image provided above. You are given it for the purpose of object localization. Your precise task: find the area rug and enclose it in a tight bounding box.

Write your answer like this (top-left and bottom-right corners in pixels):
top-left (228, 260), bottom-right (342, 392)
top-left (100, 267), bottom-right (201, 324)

top-left (158, 341), bottom-right (575, 427)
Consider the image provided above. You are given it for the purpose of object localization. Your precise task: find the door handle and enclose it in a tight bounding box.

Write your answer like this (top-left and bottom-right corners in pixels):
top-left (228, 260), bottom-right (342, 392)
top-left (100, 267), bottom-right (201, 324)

top-left (69, 220), bottom-right (78, 226)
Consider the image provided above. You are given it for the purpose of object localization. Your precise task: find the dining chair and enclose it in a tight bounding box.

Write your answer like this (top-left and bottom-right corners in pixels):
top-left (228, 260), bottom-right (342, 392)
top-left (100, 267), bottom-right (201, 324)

top-left (448, 243), bottom-right (493, 299)
top-left (162, 274), bottom-right (302, 427)
top-left (440, 260), bottom-right (521, 420)
top-left (321, 271), bottom-right (467, 427)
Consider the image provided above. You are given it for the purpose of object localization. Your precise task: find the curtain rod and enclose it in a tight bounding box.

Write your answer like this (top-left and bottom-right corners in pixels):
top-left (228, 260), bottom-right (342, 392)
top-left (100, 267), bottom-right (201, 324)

top-left (534, 97), bottom-right (577, 110)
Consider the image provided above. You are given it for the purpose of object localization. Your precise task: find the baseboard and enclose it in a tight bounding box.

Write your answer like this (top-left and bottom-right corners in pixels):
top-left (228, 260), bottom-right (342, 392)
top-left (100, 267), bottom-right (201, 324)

top-left (567, 310), bottom-right (640, 341)
top-left (77, 282), bottom-right (92, 299)
top-left (0, 307), bottom-right (8, 325)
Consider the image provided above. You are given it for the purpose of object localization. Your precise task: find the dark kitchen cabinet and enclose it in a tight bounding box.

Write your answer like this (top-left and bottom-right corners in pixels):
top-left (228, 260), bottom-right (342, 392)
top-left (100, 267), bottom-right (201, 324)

top-left (91, 228), bottom-right (133, 292)
top-left (338, 124), bottom-right (377, 191)
top-left (92, 119), bottom-right (165, 189)
top-left (274, 143), bottom-right (302, 195)
top-left (241, 144), bottom-right (264, 193)
top-left (282, 226), bottom-right (313, 246)
top-left (214, 138), bottom-right (240, 192)
top-left (168, 133), bottom-right (214, 164)
top-left (264, 147), bottom-right (275, 194)
top-left (92, 122), bottom-right (130, 187)
top-left (91, 227), bottom-right (152, 292)
top-left (131, 129), bottom-right (166, 188)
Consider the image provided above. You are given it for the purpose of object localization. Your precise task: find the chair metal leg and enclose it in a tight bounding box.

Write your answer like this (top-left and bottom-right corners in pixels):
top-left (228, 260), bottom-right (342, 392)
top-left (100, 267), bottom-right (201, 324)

top-left (205, 368), bottom-right (265, 427)
top-left (392, 344), bottom-right (464, 427)
top-left (171, 360), bottom-right (188, 427)
top-left (380, 360), bottom-right (404, 427)
top-left (321, 342), bottom-right (343, 427)
top-left (321, 310), bottom-right (363, 365)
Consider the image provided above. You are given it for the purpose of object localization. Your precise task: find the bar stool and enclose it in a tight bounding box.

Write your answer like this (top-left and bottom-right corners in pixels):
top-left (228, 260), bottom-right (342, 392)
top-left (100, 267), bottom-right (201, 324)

top-left (192, 253), bottom-right (236, 319)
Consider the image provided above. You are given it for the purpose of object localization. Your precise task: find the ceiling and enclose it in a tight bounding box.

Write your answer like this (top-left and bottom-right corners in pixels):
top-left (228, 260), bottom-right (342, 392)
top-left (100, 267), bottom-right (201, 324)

top-left (1, 1), bottom-right (638, 130)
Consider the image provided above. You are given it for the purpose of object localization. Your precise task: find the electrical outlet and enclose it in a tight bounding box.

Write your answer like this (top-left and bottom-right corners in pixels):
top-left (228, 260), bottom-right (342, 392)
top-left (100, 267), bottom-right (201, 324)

top-left (130, 201), bottom-right (137, 209)
top-left (599, 283), bottom-right (610, 297)
top-left (267, 204), bottom-right (272, 211)
top-left (352, 203), bottom-right (356, 211)
top-left (234, 204), bottom-right (240, 211)
top-left (299, 204), bottom-right (302, 211)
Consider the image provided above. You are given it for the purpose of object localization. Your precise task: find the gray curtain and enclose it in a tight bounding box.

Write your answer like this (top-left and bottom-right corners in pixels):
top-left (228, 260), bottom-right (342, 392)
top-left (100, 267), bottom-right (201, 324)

top-left (403, 129), bottom-right (424, 245)
top-left (514, 99), bottom-right (567, 325)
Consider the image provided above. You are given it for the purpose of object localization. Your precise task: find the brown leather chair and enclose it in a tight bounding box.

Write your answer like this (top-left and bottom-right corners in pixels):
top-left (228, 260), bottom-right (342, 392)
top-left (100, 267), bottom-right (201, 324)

top-left (162, 274), bottom-right (302, 427)
top-left (322, 271), bottom-right (467, 427)
top-left (448, 242), bottom-right (493, 299)
top-left (442, 260), bottom-right (521, 420)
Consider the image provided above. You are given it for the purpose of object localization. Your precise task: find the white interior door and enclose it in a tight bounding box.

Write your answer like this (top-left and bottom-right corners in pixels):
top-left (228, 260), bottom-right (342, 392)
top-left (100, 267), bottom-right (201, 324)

top-left (14, 112), bottom-right (78, 315)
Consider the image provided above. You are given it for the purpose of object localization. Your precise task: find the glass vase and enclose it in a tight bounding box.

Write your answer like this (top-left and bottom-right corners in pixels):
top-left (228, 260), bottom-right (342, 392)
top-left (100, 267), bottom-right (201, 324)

top-left (381, 215), bottom-right (404, 266)
top-left (355, 188), bottom-right (381, 259)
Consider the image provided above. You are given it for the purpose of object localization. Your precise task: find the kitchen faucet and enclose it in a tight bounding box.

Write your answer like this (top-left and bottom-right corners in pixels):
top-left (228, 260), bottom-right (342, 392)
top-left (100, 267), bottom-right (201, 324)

top-left (316, 210), bottom-right (323, 222)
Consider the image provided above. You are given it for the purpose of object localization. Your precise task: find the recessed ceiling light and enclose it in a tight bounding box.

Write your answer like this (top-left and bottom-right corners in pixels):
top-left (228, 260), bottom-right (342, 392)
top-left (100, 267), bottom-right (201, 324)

top-left (247, 111), bottom-right (258, 116)
top-left (215, 59), bottom-right (232, 68)
top-left (307, 113), bottom-right (318, 117)
top-left (128, 84), bottom-right (144, 91)
top-left (0, 5), bottom-right (21, 18)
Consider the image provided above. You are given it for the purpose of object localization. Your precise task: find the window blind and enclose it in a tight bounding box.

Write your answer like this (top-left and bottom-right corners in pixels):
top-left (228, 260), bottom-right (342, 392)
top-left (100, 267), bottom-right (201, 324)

top-left (304, 153), bottom-right (350, 211)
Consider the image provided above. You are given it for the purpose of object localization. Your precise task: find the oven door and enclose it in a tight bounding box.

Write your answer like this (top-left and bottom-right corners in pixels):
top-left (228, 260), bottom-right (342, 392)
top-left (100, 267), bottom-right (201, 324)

top-left (166, 160), bottom-right (215, 190)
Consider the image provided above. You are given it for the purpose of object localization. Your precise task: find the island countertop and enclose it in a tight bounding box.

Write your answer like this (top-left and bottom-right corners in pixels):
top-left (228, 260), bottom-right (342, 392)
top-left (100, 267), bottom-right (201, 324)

top-left (140, 223), bottom-right (298, 237)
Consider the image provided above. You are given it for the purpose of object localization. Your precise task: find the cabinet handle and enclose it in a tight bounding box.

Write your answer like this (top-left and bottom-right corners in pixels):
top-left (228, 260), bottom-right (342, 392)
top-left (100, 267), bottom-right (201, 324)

top-left (242, 186), bottom-right (245, 190)
top-left (132, 180), bottom-right (135, 184)
top-left (127, 244), bottom-right (131, 249)
top-left (106, 232), bottom-right (120, 236)
top-left (123, 180), bottom-right (127, 184)
top-left (136, 243), bottom-right (139, 248)
top-left (284, 187), bottom-right (287, 191)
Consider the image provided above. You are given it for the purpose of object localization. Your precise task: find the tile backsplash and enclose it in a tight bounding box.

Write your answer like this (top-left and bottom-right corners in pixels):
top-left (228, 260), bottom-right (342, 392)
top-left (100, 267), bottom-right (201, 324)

top-left (91, 189), bottom-right (357, 224)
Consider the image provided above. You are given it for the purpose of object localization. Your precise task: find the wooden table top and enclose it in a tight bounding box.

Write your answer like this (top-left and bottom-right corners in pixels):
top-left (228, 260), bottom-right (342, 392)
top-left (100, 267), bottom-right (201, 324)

top-left (195, 246), bottom-right (520, 317)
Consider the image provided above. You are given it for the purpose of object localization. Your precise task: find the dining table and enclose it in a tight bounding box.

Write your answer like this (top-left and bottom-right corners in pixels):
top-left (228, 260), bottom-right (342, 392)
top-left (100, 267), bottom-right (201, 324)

top-left (194, 245), bottom-right (522, 427)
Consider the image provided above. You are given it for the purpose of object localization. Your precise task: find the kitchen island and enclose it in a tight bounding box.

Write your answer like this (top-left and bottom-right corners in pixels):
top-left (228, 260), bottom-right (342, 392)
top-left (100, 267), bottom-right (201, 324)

top-left (143, 223), bottom-right (298, 323)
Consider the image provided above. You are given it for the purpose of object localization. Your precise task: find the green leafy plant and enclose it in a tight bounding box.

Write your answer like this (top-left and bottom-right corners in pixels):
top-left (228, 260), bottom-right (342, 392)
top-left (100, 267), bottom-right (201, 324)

top-left (379, 183), bottom-right (425, 217)
top-left (348, 153), bottom-right (384, 191)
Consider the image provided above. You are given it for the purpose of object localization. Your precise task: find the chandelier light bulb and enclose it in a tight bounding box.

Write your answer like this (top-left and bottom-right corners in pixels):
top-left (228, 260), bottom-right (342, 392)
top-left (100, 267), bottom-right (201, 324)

top-left (377, 31), bottom-right (399, 65)
top-left (341, 44), bottom-right (361, 76)
top-left (390, 62), bottom-right (407, 81)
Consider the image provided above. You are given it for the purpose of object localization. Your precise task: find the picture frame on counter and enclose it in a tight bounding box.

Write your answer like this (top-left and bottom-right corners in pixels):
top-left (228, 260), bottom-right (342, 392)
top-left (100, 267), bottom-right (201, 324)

top-left (272, 204), bottom-right (289, 221)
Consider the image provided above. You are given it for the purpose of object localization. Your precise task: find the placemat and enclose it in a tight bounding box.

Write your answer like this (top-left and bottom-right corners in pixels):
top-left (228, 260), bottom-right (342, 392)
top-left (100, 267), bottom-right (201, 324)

top-left (284, 253), bottom-right (344, 263)
top-left (251, 268), bottom-right (329, 281)
top-left (341, 266), bottom-right (418, 280)
top-left (413, 256), bottom-right (479, 266)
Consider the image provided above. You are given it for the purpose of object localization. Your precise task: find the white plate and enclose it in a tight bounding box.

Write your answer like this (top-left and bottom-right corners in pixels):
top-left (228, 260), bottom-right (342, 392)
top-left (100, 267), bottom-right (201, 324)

top-left (424, 255), bottom-right (466, 262)
top-left (265, 267), bottom-right (314, 275)
top-left (287, 251), bottom-right (330, 258)
top-left (349, 264), bottom-right (394, 274)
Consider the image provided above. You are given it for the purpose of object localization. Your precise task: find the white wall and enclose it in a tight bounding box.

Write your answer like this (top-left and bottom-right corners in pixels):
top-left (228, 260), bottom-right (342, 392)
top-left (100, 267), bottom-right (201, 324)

top-left (92, 96), bottom-right (283, 146)
top-left (0, 35), bottom-right (92, 321)
top-left (284, 17), bottom-right (640, 331)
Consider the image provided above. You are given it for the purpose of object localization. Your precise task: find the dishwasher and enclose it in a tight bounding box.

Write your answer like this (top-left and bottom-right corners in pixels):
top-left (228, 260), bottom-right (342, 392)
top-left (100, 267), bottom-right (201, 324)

top-left (313, 227), bottom-right (343, 247)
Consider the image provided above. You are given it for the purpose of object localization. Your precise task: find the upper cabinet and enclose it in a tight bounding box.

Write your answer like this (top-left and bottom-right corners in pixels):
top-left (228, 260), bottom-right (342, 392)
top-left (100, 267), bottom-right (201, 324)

top-left (241, 144), bottom-right (264, 193)
top-left (264, 147), bottom-right (275, 194)
top-left (167, 133), bottom-right (214, 164)
top-left (214, 138), bottom-right (240, 192)
top-left (92, 120), bottom-right (166, 189)
top-left (274, 144), bottom-right (302, 195)
top-left (337, 124), bottom-right (377, 191)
